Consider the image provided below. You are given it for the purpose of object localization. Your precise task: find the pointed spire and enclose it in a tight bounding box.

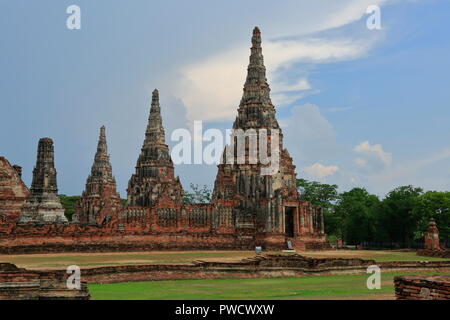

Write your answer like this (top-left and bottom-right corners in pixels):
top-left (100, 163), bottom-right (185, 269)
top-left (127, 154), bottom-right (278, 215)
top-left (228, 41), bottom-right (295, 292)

top-left (245, 26), bottom-right (267, 86)
top-left (144, 88), bottom-right (165, 145)
top-left (90, 126), bottom-right (114, 181)
top-left (75, 126), bottom-right (121, 225)
top-left (95, 125), bottom-right (108, 160)
top-left (233, 27), bottom-right (279, 130)
top-left (252, 26), bottom-right (262, 49)
top-left (151, 89), bottom-right (160, 112)
top-left (127, 89), bottom-right (183, 207)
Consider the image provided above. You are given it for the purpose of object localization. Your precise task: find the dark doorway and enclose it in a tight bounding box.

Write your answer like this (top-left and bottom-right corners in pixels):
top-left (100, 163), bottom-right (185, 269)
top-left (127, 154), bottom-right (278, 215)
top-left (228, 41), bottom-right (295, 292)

top-left (284, 207), bottom-right (295, 237)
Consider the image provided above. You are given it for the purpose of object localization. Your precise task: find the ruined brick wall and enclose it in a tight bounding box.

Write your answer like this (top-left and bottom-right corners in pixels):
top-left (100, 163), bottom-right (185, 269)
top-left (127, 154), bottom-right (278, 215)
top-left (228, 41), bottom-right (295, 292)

top-left (395, 275), bottom-right (450, 300)
top-left (417, 249), bottom-right (450, 258)
top-left (34, 254), bottom-right (377, 284)
top-left (34, 255), bottom-right (450, 285)
top-left (0, 157), bottom-right (29, 233)
top-left (0, 263), bottom-right (89, 300)
top-left (0, 231), bottom-right (261, 254)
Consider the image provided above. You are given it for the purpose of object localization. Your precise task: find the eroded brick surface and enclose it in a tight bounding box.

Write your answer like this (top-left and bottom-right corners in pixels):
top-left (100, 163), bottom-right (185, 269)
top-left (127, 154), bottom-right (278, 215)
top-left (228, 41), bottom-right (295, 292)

top-left (72, 126), bottom-right (122, 226)
top-left (395, 275), bottom-right (450, 300)
top-left (417, 220), bottom-right (450, 258)
top-left (18, 138), bottom-right (67, 224)
top-left (0, 157), bottom-right (29, 233)
top-left (0, 263), bottom-right (89, 300)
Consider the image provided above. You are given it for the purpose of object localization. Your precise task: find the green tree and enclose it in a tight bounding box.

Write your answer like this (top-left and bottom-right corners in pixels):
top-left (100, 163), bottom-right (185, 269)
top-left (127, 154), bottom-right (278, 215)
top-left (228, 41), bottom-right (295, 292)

top-left (59, 195), bottom-right (80, 221)
top-left (296, 179), bottom-right (340, 236)
top-left (296, 179), bottom-right (339, 206)
top-left (413, 191), bottom-right (450, 241)
top-left (376, 185), bottom-right (423, 245)
top-left (183, 184), bottom-right (212, 205)
top-left (334, 188), bottom-right (379, 244)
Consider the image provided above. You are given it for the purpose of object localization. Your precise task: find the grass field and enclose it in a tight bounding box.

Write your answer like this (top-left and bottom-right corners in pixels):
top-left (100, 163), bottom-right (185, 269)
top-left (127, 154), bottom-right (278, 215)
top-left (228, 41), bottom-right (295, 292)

top-left (1, 250), bottom-right (448, 270)
top-left (88, 272), bottom-right (450, 300)
top-left (1, 250), bottom-right (447, 300)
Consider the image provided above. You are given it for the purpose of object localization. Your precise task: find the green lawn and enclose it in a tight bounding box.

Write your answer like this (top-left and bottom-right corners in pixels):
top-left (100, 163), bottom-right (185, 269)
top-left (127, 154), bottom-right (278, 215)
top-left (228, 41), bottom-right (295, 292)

top-left (88, 272), bottom-right (450, 300)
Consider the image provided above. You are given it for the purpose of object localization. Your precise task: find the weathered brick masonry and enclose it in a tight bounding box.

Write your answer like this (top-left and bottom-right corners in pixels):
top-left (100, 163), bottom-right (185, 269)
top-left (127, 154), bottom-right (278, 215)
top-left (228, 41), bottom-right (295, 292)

top-left (0, 27), bottom-right (328, 253)
top-left (417, 220), bottom-right (450, 258)
top-left (22, 255), bottom-right (450, 285)
top-left (395, 275), bottom-right (450, 300)
top-left (0, 262), bottom-right (89, 300)
top-left (0, 157), bottom-right (29, 233)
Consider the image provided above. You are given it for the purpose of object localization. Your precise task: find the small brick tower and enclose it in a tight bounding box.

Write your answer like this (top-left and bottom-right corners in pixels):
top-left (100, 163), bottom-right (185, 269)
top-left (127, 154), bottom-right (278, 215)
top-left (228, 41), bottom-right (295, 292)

top-left (127, 89), bottom-right (183, 207)
top-left (18, 138), bottom-right (67, 224)
top-left (73, 126), bottom-right (122, 226)
top-left (424, 219), bottom-right (441, 251)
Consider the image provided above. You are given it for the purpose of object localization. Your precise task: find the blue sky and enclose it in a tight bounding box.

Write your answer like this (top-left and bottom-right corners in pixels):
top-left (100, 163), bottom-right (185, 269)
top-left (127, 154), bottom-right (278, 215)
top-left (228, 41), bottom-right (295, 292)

top-left (1, 0), bottom-right (449, 197)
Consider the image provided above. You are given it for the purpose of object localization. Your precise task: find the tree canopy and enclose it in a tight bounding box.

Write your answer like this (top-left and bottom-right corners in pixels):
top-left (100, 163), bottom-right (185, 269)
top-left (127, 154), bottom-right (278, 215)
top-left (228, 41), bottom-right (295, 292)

top-left (297, 180), bottom-right (449, 247)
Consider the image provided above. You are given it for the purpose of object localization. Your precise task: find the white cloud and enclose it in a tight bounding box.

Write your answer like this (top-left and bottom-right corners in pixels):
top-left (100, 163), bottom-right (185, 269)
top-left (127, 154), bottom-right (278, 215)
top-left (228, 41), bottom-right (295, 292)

top-left (166, 0), bottom-right (411, 193)
top-left (354, 141), bottom-right (392, 169)
top-left (273, 78), bottom-right (311, 92)
top-left (303, 163), bottom-right (339, 179)
top-left (271, 89), bottom-right (320, 107)
top-left (321, 0), bottom-right (389, 31)
top-left (369, 147), bottom-right (450, 191)
top-left (283, 103), bottom-right (339, 165)
top-left (354, 158), bottom-right (368, 167)
top-left (175, 16), bottom-right (384, 122)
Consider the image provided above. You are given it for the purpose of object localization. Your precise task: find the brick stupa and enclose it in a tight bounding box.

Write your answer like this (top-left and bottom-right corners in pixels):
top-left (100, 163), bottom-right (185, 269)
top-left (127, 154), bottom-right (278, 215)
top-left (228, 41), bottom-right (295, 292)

top-left (73, 126), bottom-right (122, 226)
top-left (18, 138), bottom-right (67, 224)
top-left (127, 89), bottom-right (183, 207)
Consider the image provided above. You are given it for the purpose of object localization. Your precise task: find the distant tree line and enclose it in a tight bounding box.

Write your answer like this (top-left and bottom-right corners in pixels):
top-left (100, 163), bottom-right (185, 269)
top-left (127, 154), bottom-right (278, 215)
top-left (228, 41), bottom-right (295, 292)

top-left (297, 179), bottom-right (450, 247)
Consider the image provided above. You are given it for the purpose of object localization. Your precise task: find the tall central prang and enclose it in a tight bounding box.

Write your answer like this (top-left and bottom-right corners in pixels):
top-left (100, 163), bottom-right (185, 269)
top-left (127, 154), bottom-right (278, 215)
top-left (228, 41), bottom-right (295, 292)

top-left (213, 27), bottom-right (324, 247)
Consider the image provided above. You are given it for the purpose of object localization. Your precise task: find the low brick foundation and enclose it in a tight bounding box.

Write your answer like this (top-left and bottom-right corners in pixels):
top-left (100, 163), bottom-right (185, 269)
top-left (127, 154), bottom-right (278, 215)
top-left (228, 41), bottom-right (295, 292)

top-left (417, 249), bottom-right (450, 259)
top-left (0, 263), bottom-right (90, 300)
top-left (0, 233), bottom-right (275, 254)
top-left (0, 231), bottom-right (331, 254)
top-left (394, 275), bottom-right (450, 300)
top-left (31, 255), bottom-right (450, 285)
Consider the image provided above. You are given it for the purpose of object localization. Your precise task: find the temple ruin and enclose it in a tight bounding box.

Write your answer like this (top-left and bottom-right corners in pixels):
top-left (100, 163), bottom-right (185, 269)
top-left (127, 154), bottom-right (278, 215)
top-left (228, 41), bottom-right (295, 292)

top-left (0, 27), bottom-right (327, 252)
